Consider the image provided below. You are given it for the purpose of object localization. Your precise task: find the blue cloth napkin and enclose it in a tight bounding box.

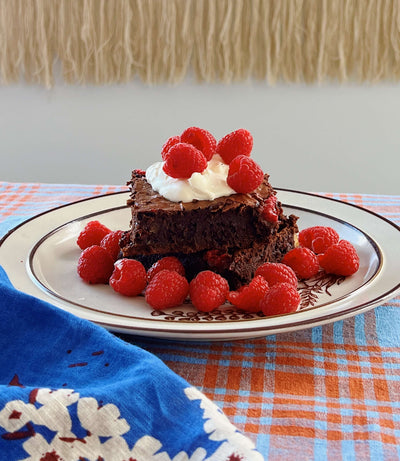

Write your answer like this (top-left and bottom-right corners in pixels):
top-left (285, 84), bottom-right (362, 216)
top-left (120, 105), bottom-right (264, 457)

top-left (0, 266), bottom-right (263, 461)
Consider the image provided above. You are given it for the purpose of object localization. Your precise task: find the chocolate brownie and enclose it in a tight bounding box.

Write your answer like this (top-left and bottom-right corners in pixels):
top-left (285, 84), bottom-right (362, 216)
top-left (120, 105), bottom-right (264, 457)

top-left (120, 170), bottom-right (298, 288)
top-left (121, 214), bottom-right (297, 289)
top-left (121, 170), bottom-right (290, 255)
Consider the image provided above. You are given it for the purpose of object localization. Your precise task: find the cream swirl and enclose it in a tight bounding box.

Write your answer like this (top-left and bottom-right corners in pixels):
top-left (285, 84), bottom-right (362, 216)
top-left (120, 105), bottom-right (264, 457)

top-left (146, 154), bottom-right (235, 202)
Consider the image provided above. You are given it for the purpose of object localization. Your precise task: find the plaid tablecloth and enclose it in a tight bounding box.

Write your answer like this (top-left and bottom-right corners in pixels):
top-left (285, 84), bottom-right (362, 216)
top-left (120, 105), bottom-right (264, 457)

top-left (1, 182), bottom-right (399, 460)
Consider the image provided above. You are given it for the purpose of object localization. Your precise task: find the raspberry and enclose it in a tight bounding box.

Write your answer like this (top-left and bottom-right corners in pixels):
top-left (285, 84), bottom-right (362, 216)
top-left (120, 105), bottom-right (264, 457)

top-left (189, 271), bottom-right (229, 312)
top-left (260, 282), bottom-right (301, 316)
top-left (319, 240), bottom-right (360, 276)
top-left (109, 259), bottom-right (147, 296)
top-left (161, 135), bottom-right (181, 160)
top-left (77, 245), bottom-right (114, 284)
top-left (204, 250), bottom-right (232, 272)
top-left (181, 127), bottom-right (217, 161)
top-left (255, 262), bottom-right (298, 287)
top-left (260, 195), bottom-right (279, 223)
top-left (147, 256), bottom-right (186, 282)
top-left (226, 155), bottom-right (264, 194)
top-left (100, 230), bottom-right (124, 261)
top-left (145, 270), bottom-right (189, 310)
top-left (216, 129), bottom-right (253, 164)
top-left (299, 226), bottom-right (340, 254)
top-left (163, 143), bottom-right (207, 179)
top-left (77, 220), bottom-right (111, 250)
top-left (227, 275), bottom-right (269, 312)
top-left (282, 247), bottom-right (320, 279)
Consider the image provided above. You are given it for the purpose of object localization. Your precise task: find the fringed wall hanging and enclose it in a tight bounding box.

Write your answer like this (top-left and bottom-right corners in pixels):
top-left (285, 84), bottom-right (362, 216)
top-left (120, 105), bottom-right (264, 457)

top-left (1, 0), bottom-right (400, 87)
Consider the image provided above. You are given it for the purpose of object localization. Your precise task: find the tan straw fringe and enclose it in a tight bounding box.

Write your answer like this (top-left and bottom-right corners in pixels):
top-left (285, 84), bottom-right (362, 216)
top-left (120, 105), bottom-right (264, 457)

top-left (1, 0), bottom-right (400, 87)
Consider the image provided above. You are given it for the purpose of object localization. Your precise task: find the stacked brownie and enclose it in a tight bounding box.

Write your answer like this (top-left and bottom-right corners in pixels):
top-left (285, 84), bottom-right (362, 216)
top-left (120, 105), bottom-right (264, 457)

top-left (120, 170), bottom-right (298, 288)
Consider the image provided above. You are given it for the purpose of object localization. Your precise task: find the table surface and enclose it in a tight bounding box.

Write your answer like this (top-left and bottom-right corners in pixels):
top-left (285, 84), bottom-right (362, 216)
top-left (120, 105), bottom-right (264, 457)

top-left (0, 181), bottom-right (399, 460)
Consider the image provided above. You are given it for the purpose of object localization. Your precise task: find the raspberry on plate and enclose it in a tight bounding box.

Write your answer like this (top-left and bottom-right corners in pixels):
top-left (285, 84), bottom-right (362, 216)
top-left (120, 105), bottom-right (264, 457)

top-left (100, 229), bottom-right (124, 261)
top-left (319, 240), bottom-right (360, 276)
top-left (255, 262), bottom-right (298, 287)
top-left (161, 135), bottom-right (181, 160)
top-left (299, 226), bottom-right (340, 254)
top-left (282, 247), bottom-right (320, 279)
top-left (189, 270), bottom-right (229, 312)
top-left (145, 269), bottom-right (189, 310)
top-left (147, 256), bottom-right (185, 282)
top-left (163, 142), bottom-right (207, 179)
top-left (77, 220), bottom-right (111, 250)
top-left (260, 282), bottom-right (301, 316)
top-left (227, 275), bottom-right (269, 312)
top-left (226, 155), bottom-right (264, 194)
top-left (77, 245), bottom-right (114, 284)
top-left (216, 128), bottom-right (253, 164)
top-left (181, 127), bottom-right (217, 161)
top-left (109, 259), bottom-right (147, 297)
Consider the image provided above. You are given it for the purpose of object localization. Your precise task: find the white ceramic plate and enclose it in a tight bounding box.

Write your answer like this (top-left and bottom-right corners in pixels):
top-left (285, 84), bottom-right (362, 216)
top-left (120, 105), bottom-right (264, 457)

top-left (1, 190), bottom-right (399, 341)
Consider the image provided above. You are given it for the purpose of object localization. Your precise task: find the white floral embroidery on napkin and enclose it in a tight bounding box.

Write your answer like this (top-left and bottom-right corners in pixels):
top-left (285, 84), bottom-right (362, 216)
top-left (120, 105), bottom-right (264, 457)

top-left (0, 387), bottom-right (262, 461)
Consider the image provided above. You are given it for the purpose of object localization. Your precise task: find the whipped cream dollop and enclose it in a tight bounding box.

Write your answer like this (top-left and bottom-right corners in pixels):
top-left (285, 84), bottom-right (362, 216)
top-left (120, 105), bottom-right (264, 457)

top-left (146, 154), bottom-right (235, 202)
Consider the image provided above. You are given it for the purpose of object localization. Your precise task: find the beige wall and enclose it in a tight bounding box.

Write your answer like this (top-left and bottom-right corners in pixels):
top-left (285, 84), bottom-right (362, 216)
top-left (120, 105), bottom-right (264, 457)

top-left (1, 80), bottom-right (399, 194)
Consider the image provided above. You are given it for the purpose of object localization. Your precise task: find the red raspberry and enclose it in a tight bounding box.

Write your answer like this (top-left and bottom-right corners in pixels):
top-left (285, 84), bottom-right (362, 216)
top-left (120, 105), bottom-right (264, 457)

top-left (77, 245), bottom-right (114, 284)
top-left (260, 282), bottom-right (301, 316)
top-left (255, 262), bottom-right (298, 287)
top-left (204, 250), bottom-right (232, 272)
top-left (299, 226), bottom-right (340, 254)
top-left (163, 143), bottom-right (207, 179)
top-left (319, 240), bottom-right (360, 276)
top-left (145, 270), bottom-right (189, 310)
top-left (147, 256), bottom-right (185, 282)
top-left (282, 247), bottom-right (320, 279)
top-left (77, 220), bottom-right (111, 250)
top-left (109, 259), bottom-right (147, 296)
top-left (227, 275), bottom-right (269, 312)
top-left (181, 127), bottom-right (217, 161)
top-left (260, 195), bottom-right (279, 223)
top-left (216, 129), bottom-right (253, 164)
top-left (161, 135), bottom-right (181, 160)
top-left (227, 155), bottom-right (264, 194)
top-left (189, 271), bottom-right (229, 312)
top-left (100, 230), bottom-right (124, 261)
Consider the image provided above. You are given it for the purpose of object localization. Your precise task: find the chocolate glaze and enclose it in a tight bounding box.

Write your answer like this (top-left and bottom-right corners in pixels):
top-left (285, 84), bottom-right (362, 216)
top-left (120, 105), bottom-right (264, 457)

top-left (127, 171), bottom-right (273, 212)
